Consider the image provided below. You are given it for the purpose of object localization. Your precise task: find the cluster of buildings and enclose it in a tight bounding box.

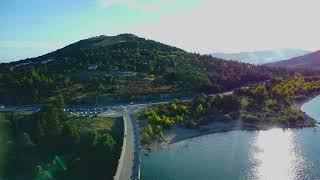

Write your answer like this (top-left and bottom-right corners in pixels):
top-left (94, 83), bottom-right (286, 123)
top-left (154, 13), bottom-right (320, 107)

top-left (87, 64), bottom-right (121, 71)
top-left (15, 58), bottom-right (55, 67)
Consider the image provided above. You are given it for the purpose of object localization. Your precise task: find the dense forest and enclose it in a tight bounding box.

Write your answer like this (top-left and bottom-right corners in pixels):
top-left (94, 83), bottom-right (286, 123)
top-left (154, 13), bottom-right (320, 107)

top-left (1, 34), bottom-right (317, 104)
top-left (138, 75), bottom-right (320, 143)
top-left (0, 106), bottom-right (123, 179)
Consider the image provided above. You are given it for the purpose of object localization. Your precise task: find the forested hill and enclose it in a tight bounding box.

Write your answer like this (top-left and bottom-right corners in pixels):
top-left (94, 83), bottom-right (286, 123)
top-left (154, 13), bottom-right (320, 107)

top-left (0, 34), bottom-right (316, 104)
top-left (8, 34), bottom-right (184, 73)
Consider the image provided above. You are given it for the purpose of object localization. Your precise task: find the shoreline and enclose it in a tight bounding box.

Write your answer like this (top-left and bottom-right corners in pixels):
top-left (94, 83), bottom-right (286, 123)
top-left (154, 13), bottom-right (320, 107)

top-left (142, 93), bottom-right (320, 151)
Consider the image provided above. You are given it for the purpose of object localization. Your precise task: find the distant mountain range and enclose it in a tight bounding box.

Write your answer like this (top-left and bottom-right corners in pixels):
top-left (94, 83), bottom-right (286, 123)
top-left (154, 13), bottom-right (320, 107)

top-left (266, 50), bottom-right (320, 70)
top-left (212, 49), bottom-right (311, 64)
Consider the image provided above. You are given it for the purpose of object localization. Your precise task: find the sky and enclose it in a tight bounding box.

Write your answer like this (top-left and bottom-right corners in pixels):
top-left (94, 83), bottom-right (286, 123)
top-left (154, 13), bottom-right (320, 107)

top-left (1, 0), bottom-right (320, 62)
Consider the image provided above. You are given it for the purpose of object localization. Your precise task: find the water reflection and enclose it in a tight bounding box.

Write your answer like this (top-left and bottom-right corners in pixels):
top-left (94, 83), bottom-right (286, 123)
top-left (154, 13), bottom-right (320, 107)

top-left (250, 129), bottom-right (305, 180)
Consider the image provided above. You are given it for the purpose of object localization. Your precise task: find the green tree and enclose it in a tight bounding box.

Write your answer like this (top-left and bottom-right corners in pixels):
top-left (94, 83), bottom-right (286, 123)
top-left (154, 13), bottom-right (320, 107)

top-left (34, 119), bottom-right (45, 141)
top-left (56, 95), bottom-right (66, 110)
top-left (100, 133), bottom-right (116, 153)
top-left (62, 123), bottom-right (80, 144)
top-left (88, 130), bottom-right (99, 147)
top-left (142, 132), bottom-right (151, 142)
top-left (252, 85), bottom-right (268, 103)
top-left (195, 104), bottom-right (204, 116)
top-left (98, 83), bottom-right (105, 92)
top-left (155, 125), bottom-right (164, 140)
top-left (161, 115), bottom-right (174, 128)
top-left (145, 124), bottom-right (153, 135)
top-left (171, 103), bottom-right (177, 111)
top-left (220, 95), bottom-right (241, 113)
top-left (147, 110), bottom-right (161, 124)
top-left (9, 112), bottom-right (20, 134)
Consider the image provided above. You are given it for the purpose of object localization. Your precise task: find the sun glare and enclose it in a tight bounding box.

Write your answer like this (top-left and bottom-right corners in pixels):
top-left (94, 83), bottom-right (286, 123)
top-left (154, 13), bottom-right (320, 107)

top-left (250, 129), bottom-right (305, 180)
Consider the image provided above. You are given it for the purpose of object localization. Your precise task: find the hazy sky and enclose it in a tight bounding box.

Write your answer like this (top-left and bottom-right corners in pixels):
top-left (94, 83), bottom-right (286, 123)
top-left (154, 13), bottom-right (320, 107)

top-left (1, 0), bottom-right (320, 62)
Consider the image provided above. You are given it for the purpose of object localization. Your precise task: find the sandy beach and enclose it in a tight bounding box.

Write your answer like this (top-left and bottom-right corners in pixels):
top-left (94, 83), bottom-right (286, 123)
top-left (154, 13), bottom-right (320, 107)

top-left (142, 121), bottom-right (259, 150)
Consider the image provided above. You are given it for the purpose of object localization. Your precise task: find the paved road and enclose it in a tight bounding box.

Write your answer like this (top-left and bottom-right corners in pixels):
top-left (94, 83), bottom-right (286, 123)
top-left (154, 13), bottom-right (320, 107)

top-left (111, 104), bottom-right (146, 180)
top-left (113, 112), bottom-right (134, 180)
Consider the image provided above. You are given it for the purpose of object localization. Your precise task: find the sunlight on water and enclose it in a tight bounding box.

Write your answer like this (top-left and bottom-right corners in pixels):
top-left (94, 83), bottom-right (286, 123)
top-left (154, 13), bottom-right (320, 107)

top-left (250, 129), bottom-right (305, 180)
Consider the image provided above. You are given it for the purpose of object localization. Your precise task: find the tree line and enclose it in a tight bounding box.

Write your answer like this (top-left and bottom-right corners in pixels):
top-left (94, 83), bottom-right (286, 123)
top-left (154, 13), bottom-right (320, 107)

top-left (138, 75), bottom-right (320, 143)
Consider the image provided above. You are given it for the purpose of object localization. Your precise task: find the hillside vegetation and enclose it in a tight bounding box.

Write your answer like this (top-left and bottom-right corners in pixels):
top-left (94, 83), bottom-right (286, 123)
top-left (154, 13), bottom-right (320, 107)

top-left (137, 75), bottom-right (320, 143)
top-left (0, 34), bottom-right (317, 104)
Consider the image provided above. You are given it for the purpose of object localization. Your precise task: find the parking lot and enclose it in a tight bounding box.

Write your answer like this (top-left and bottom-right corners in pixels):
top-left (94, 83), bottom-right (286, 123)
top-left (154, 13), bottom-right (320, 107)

top-left (64, 105), bottom-right (126, 118)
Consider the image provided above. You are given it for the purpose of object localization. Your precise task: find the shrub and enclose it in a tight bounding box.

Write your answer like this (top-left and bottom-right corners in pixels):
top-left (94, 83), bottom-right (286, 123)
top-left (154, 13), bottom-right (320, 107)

top-left (221, 114), bottom-right (232, 122)
top-left (141, 132), bottom-right (151, 143)
top-left (272, 116), bottom-right (289, 123)
top-left (241, 114), bottom-right (259, 123)
top-left (266, 99), bottom-right (277, 108)
top-left (186, 121), bottom-right (198, 129)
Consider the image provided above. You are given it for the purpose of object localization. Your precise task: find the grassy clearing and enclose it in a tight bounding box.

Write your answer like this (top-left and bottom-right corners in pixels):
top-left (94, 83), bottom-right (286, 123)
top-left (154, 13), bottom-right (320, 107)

top-left (89, 117), bottom-right (114, 129)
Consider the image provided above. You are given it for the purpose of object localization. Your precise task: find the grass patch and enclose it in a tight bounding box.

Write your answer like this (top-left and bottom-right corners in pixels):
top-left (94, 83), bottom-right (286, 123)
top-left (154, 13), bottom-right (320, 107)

top-left (88, 117), bottom-right (114, 130)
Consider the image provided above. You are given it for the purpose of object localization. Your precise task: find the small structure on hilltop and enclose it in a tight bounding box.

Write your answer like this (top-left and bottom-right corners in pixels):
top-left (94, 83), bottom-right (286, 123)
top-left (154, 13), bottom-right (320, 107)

top-left (88, 64), bottom-right (98, 70)
top-left (109, 65), bottom-right (119, 71)
top-left (15, 61), bottom-right (33, 67)
top-left (41, 58), bottom-right (55, 64)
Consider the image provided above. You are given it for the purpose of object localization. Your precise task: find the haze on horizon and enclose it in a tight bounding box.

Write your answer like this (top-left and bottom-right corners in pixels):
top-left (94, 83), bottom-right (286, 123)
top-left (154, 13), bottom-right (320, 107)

top-left (1, 0), bottom-right (320, 63)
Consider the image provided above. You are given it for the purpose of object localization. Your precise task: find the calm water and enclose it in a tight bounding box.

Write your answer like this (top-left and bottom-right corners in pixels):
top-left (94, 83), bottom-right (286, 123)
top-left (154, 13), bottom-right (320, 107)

top-left (141, 96), bottom-right (320, 180)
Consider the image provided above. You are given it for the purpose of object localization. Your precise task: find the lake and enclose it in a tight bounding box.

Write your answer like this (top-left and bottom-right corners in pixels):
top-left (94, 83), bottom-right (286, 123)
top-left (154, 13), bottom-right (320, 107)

top-left (141, 96), bottom-right (320, 180)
